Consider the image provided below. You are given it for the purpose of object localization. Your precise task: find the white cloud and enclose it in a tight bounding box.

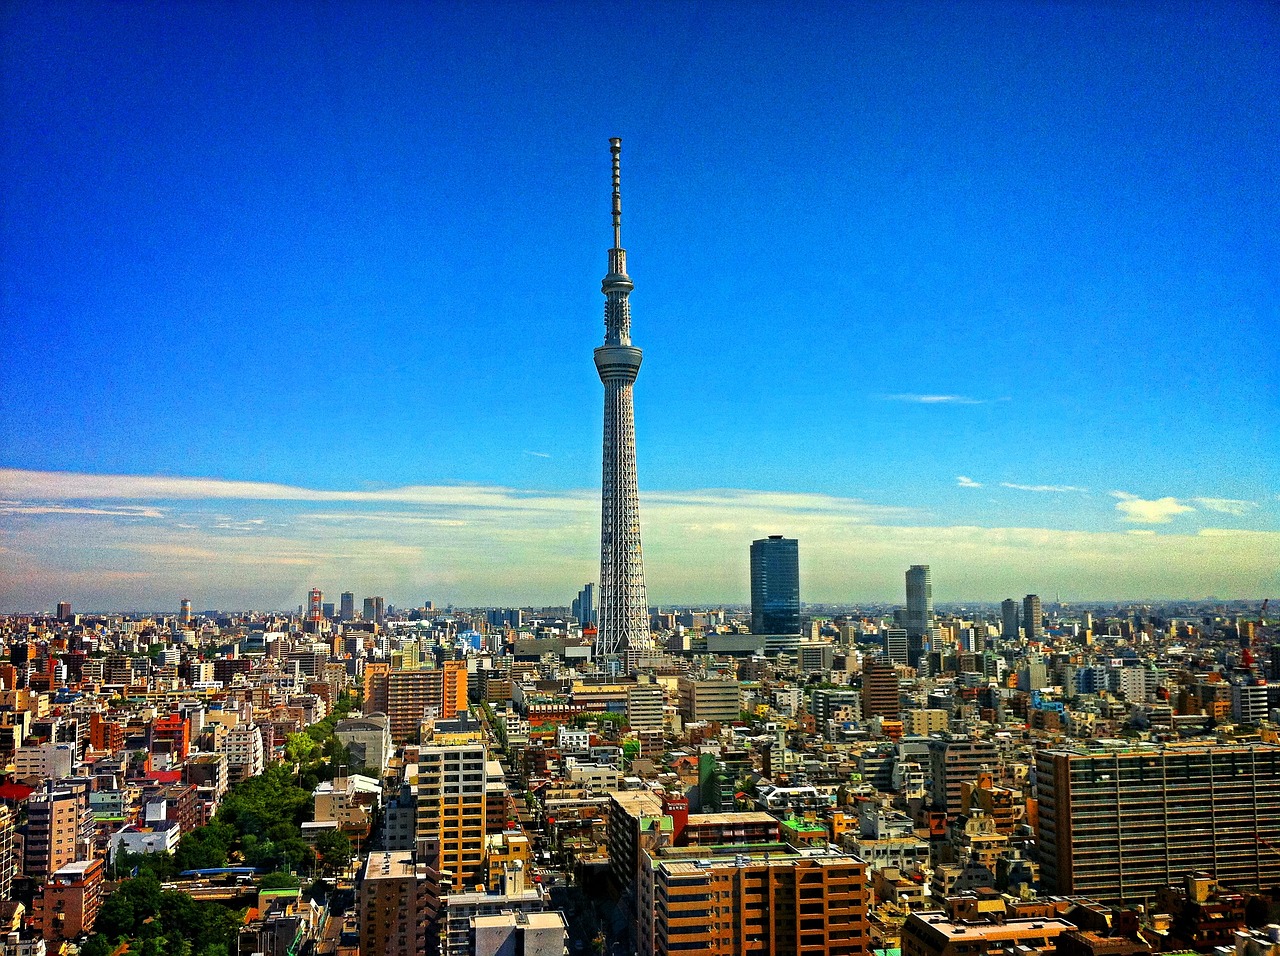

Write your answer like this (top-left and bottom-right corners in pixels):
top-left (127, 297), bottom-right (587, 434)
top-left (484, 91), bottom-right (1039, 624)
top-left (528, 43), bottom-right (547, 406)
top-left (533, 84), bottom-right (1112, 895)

top-left (1111, 492), bottom-right (1196, 524)
top-left (523, 451), bottom-right (551, 459)
top-left (3, 468), bottom-right (1277, 610)
top-left (956, 476), bottom-right (983, 488)
top-left (1192, 497), bottom-right (1257, 516)
top-left (882, 394), bottom-right (986, 405)
top-left (1000, 482), bottom-right (1088, 493)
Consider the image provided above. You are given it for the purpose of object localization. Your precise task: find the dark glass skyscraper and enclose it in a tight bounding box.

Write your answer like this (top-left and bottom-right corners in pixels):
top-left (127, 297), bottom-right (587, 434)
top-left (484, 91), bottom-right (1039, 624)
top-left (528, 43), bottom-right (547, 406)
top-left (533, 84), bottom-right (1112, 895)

top-left (905, 564), bottom-right (933, 637)
top-left (750, 535), bottom-right (800, 635)
top-left (1000, 598), bottom-right (1020, 639)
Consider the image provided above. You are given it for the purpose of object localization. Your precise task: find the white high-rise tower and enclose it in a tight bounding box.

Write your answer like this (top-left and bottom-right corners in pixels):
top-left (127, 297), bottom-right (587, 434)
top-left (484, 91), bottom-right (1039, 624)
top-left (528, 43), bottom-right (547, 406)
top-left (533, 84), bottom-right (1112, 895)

top-left (594, 138), bottom-right (651, 660)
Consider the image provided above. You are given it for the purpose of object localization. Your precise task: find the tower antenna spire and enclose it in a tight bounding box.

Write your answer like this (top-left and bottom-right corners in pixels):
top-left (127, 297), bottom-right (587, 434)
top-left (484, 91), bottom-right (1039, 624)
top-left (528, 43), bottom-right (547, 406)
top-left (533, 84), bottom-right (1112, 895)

top-left (610, 137), bottom-right (622, 248)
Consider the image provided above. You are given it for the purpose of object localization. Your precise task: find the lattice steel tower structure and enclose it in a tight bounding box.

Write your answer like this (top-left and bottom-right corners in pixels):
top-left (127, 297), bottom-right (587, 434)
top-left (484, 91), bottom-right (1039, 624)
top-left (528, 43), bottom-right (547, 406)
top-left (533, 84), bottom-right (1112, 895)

top-left (594, 138), bottom-right (651, 660)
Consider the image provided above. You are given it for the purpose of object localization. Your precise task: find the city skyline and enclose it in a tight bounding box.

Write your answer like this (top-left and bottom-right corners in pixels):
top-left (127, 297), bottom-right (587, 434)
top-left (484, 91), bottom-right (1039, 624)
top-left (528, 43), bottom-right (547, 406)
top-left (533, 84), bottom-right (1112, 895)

top-left (2, 2), bottom-right (1276, 610)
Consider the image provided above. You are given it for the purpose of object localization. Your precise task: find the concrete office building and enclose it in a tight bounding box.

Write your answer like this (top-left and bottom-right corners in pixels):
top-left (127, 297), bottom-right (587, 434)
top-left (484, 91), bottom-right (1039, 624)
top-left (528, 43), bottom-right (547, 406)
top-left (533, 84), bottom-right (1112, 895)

top-left (340, 591), bottom-right (356, 622)
top-left (1022, 594), bottom-right (1044, 642)
top-left (677, 677), bottom-right (741, 724)
top-left (627, 684), bottom-right (665, 732)
top-left (751, 535), bottom-right (801, 636)
top-left (572, 583), bottom-right (596, 626)
top-left (336, 714), bottom-right (393, 774)
top-left (471, 910), bottom-right (567, 956)
top-left (1036, 743), bottom-right (1280, 902)
top-left (885, 628), bottom-right (910, 666)
top-left (443, 865), bottom-right (550, 956)
top-left (862, 661), bottom-right (900, 719)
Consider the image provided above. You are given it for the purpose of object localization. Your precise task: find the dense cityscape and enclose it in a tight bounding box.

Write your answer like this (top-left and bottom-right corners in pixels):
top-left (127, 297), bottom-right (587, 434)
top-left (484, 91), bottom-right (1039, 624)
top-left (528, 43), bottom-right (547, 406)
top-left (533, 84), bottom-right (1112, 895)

top-left (1, 137), bottom-right (1277, 956)
top-left (3, 3), bottom-right (1276, 955)
top-left (0, 577), bottom-right (1276, 956)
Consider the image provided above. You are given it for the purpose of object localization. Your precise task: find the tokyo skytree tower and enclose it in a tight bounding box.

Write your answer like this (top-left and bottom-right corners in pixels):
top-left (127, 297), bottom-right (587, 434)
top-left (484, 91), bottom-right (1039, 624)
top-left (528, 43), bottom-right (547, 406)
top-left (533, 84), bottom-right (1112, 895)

top-left (593, 138), bottom-right (651, 661)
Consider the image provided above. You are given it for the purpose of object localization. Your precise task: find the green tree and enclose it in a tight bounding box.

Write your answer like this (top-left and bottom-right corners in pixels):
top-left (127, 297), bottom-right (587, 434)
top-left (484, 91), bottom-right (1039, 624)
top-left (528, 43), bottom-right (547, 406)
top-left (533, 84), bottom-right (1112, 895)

top-left (285, 732), bottom-right (321, 764)
top-left (314, 829), bottom-right (352, 875)
top-left (80, 935), bottom-right (114, 956)
top-left (259, 871), bottom-right (302, 888)
top-left (173, 822), bottom-right (234, 871)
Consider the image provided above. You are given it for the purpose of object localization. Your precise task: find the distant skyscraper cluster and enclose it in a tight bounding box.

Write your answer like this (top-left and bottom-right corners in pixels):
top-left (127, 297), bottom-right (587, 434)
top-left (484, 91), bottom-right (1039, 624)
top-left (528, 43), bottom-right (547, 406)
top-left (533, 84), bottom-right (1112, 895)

top-left (571, 583), bottom-right (595, 626)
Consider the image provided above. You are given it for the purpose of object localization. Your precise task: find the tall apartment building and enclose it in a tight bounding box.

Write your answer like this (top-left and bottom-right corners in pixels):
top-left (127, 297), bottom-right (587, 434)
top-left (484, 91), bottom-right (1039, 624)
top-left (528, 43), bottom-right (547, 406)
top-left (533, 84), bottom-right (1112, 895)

top-left (416, 741), bottom-right (489, 890)
top-left (1022, 595), bottom-right (1044, 642)
top-left (359, 850), bottom-right (439, 956)
top-left (1036, 743), bottom-right (1280, 902)
top-left (363, 596), bottom-right (385, 625)
top-left (23, 785), bottom-right (93, 881)
top-left (750, 535), bottom-right (801, 636)
top-left (218, 724), bottom-right (265, 785)
top-left (905, 565), bottom-right (933, 638)
top-left (386, 663), bottom-right (469, 744)
top-left (862, 661), bottom-right (900, 719)
top-left (928, 736), bottom-right (1000, 818)
top-left (364, 661), bottom-right (391, 714)
top-left (637, 843), bottom-right (869, 956)
top-left (677, 677), bottom-right (740, 724)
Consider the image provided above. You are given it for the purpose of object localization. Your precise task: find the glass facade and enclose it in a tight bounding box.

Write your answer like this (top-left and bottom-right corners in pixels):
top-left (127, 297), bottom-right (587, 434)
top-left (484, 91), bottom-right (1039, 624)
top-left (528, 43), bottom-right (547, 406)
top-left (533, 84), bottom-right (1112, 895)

top-left (750, 535), bottom-right (800, 636)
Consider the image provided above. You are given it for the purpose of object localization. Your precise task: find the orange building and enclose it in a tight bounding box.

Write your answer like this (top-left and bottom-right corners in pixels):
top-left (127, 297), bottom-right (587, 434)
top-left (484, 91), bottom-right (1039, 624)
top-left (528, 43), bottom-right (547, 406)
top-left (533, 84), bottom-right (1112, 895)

top-left (364, 662), bottom-right (392, 715)
top-left (89, 713), bottom-right (125, 754)
top-left (416, 740), bottom-right (488, 890)
top-left (33, 858), bottom-right (105, 942)
top-left (386, 663), bottom-right (469, 744)
top-left (639, 843), bottom-right (869, 956)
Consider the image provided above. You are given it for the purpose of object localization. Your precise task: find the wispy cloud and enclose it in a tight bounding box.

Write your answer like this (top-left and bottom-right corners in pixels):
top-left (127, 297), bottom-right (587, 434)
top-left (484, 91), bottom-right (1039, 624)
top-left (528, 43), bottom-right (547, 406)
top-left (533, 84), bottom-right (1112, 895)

top-left (956, 476), bottom-right (983, 488)
top-left (1000, 482), bottom-right (1089, 494)
top-left (0, 503), bottom-right (166, 519)
top-left (0, 468), bottom-right (595, 514)
top-left (882, 394), bottom-right (988, 405)
top-left (1192, 497), bottom-right (1257, 516)
top-left (523, 451), bottom-right (551, 459)
top-left (1111, 492), bottom-right (1195, 524)
top-left (3, 468), bottom-right (1276, 610)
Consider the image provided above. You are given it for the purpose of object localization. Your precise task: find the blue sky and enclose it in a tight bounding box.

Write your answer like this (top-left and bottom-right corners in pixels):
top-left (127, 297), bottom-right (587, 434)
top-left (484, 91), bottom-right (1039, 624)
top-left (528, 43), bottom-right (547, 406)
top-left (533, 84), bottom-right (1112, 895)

top-left (1, 1), bottom-right (1276, 611)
